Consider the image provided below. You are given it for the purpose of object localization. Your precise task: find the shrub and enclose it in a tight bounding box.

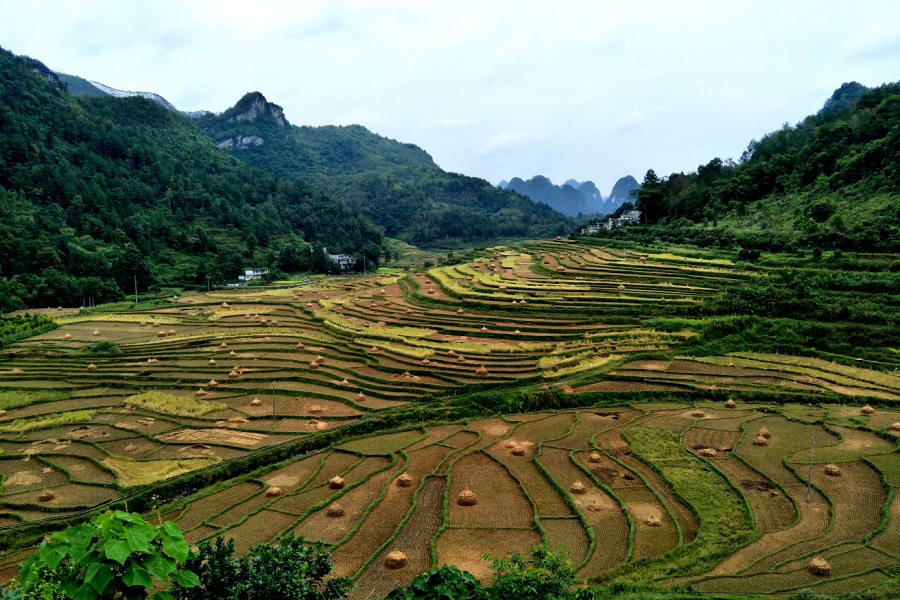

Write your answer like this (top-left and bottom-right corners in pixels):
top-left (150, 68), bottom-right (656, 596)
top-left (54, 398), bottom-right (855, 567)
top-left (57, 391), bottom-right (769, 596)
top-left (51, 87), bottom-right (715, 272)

top-left (385, 565), bottom-right (488, 600)
top-left (89, 340), bottom-right (121, 356)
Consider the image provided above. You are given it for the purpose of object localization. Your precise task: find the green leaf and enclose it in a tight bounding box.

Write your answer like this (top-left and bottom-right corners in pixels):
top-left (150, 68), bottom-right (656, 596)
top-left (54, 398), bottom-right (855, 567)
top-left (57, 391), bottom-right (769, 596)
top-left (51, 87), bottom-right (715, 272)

top-left (39, 544), bottom-right (66, 571)
top-left (173, 569), bottom-right (201, 588)
top-left (123, 562), bottom-right (154, 588)
top-left (142, 553), bottom-right (177, 580)
top-left (74, 582), bottom-right (99, 600)
top-left (103, 538), bottom-right (132, 564)
top-left (113, 510), bottom-right (137, 523)
top-left (162, 536), bottom-right (189, 562)
top-left (162, 521), bottom-right (183, 539)
top-left (84, 561), bottom-right (114, 594)
top-left (153, 592), bottom-right (176, 600)
top-left (125, 522), bottom-right (152, 553)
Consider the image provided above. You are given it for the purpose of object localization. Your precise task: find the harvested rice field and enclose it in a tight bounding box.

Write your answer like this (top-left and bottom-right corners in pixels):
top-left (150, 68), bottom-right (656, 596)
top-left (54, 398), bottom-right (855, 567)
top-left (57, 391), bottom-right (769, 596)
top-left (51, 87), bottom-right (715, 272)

top-left (2, 240), bottom-right (900, 597)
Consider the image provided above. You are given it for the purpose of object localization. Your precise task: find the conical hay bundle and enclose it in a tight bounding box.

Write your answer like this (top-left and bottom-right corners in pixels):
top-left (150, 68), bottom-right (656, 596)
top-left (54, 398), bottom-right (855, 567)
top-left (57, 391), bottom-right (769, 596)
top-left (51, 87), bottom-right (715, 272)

top-left (306, 303), bottom-right (314, 308)
top-left (139, 322), bottom-right (148, 327)
top-left (329, 476), bottom-right (345, 489)
top-left (308, 362), bottom-right (319, 369)
top-left (861, 405), bottom-right (875, 414)
top-left (587, 499), bottom-right (603, 512)
top-left (511, 444), bottom-right (526, 456)
top-left (228, 371), bottom-right (239, 379)
top-left (326, 502), bottom-right (345, 517)
top-left (0, 409), bottom-right (6, 417)
top-left (219, 342), bottom-right (228, 348)
top-left (62, 333), bottom-right (73, 339)
top-left (124, 443), bottom-right (140, 452)
top-left (504, 440), bottom-right (517, 449)
top-left (889, 422), bottom-right (900, 432)
top-left (207, 379), bottom-right (220, 387)
top-left (406, 309), bottom-right (414, 314)
top-left (456, 308), bottom-right (465, 314)
top-left (229, 350), bottom-right (238, 357)
top-left (92, 330), bottom-right (100, 336)
top-left (397, 474), bottom-right (413, 488)
top-left (644, 515), bottom-right (662, 527)
top-left (340, 379), bottom-right (350, 385)
top-left (208, 359), bottom-right (217, 366)
top-left (157, 331), bottom-right (168, 338)
top-left (692, 410), bottom-right (705, 418)
top-left (87, 363), bottom-right (97, 371)
top-left (385, 551), bottom-right (408, 570)
top-left (265, 486), bottom-right (283, 497)
top-left (421, 359), bottom-right (431, 365)
top-left (480, 326), bottom-right (488, 332)
top-left (38, 490), bottom-right (55, 502)
top-left (498, 285), bottom-right (507, 290)
top-left (259, 319), bottom-right (268, 325)
top-left (427, 289), bottom-right (435, 294)
top-left (376, 321), bottom-right (386, 327)
top-left (457, 355), bottom-right (466, 362)
top-left (447, 350), bottom-right (456, 356)
top-left (809, 556), bottom-right (832, 576)
top-left (308, 405), bottom-right (323, 414)
top-left (725, 398), bottom-right (737, 408)
top-left (370, 346), bottom-right (379, 352)
top-left (221, 303), bottom-right (230, 308)
top-left (315, 356), bottom-right (326, 364)
top-left (456, 488), bottom-right (478, 506)
top-left (758, 428), bottom-right (771, 439)
top-left (588, 452), bottom-right (603, 463)
top-left (698, 448), bottom-right (717, 457)
top-left (152, 322), bottom-right (161, 328)
top-left (514, 329), bottom-right (521, 334)
top-left (475, 365), bottom-right (489, 375)
top-left (295, 343), bottom-right (305, 349)
top-left (753, 435), bottom-right (769, 447)
top-left (825, 463), bottom-right (842, 477)
top-left (250, 398), bottom-right (262, 406)
top-left (194, 389), bottom-right (208, 397)
top-left (356, 392), bottom-right (366, 401)
top-left (570, 481), bottom-right (587, 494)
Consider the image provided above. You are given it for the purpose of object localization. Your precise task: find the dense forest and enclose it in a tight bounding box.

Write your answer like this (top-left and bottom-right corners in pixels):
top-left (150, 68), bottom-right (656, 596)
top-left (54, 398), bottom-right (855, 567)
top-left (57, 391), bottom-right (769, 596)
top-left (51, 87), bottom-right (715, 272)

top-left (594, 82), bottom-right (900, 251)
top-left (196, 93), bottom-right (573, 246)
top-left (0, 47), bottom-right (385, 311)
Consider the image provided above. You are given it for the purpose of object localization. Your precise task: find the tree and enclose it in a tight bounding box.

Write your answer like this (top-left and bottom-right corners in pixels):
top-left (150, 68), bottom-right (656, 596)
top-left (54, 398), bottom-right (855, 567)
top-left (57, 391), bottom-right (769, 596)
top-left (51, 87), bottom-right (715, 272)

top-left (14, 510), bottom-right (199, 600)
top-left (385, 565), bottom-right (487, 600)
top-left (169, 534), bottom-right (350, 600)
top-left (631, 169), bottom-right (666, 224)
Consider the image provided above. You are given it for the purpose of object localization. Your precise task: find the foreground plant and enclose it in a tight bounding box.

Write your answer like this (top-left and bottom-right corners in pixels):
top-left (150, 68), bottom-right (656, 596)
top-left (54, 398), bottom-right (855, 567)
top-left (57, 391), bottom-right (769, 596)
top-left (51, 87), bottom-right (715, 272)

top-left (14, 510), bottom-right (199, 600)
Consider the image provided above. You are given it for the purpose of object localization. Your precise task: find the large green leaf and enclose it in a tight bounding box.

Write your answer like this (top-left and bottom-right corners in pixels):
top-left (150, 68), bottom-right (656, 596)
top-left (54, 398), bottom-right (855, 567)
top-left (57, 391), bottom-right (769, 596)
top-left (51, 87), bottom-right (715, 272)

top-left (103, 538), bottom-right (132, 564)
top-left (162, 536), bottom-right (189, 562)
top-left (125, 522), bottom-right (152, 553)
top-left (84, 560), bottom-right (114, 594)
top-left (162, 521), bottom-right (183, 539)
top-left (142, 553), bottom-right (178, 581)
top-left (152, 592), bottom-right (176, 600)
top-left (123, 562), bottom-right (154, 588)
top-left (74, 582), bottom-right (99, 600)
top-left (38, 544), bottom-right (67, 571)
top-left (173, 569), bottom-right (201, 588)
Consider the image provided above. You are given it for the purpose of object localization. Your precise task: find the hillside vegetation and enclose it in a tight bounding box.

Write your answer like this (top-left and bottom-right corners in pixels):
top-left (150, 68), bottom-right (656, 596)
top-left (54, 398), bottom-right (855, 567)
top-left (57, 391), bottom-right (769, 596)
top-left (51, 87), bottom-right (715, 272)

top-left (594, 81), bottom-right (900, 251)
top-left (0, 47), bottom-right (384, 311)
top-left (196, 92), bottom-right (573, 246)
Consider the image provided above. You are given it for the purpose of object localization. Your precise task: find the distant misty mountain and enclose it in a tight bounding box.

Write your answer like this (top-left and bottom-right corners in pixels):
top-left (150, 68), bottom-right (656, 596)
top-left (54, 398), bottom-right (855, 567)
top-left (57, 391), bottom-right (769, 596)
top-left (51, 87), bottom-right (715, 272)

top-left (497, 179), bottom-right (509, 189)
top-left (499, 175), bottom-right (636, 216)
top-left (505, 175), bottom-right (594, 216)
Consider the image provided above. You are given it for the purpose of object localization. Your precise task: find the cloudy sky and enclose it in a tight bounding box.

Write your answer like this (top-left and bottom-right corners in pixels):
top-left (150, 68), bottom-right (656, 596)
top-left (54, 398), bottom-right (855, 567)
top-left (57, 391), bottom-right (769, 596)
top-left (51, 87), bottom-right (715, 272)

top-left (2, 1), bottom-right (898, 194)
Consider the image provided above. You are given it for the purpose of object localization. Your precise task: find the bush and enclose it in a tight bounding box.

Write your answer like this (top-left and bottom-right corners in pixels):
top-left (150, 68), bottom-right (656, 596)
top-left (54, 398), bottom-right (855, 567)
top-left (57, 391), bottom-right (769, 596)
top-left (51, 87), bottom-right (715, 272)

top-left (386, 565), bottom-right (488, 600)
top-left (737, 248), bottom-right (761, 261)
top-left (89, 340), bottom-right (121, 356)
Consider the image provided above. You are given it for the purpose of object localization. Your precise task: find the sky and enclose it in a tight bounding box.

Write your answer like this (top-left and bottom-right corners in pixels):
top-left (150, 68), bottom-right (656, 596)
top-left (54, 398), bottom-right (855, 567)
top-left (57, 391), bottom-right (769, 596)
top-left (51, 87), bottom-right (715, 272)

top-left (2, 0), bottom-right (898, 195)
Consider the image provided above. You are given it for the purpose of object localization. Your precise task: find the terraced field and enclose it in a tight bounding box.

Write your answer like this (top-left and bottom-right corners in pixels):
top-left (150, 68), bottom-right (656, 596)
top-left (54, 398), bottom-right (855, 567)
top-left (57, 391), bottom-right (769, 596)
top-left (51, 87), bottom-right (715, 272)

top-left (1, 240), bottom-right (899, 596)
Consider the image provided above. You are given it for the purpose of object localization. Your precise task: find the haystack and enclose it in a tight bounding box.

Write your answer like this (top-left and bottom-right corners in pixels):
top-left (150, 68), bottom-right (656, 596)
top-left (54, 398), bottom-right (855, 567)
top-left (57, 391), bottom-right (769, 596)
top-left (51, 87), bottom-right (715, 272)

top-left (309, 405), bottom-right (323, 414)
top-left (889, 422), bottom-right (900, 432)
top-left (219, 342), bottom-right (228, 348)
top-left (356, 392), bottom-right (366, 401)
top-left (195, 389), bottom-right (208, 397)
top-left (475, 365), bottom-right (489, 375)
top-left (208, 379), bottom-right (219, 387)
top-left (808, 556), bottom-right (832, 576)
top-left (326, 502), bottom-right (345, 517)
top-left (38, 490), bottom-right (55, 502)
top-left (753, 435), bottom-right (769, 447)
top-left (861, 405), bottom-right (876, 415)
top-left (480, 326), bottom-right (488, 332)
top-left (87, 364), bottom-right (97, 371)
top-left (692, 410), bottom-right (705, 418)
top-left (644, 515), bottom-right (662, 527)
top-left (208, 359), bottom-right (217, 366)
top-left (124, 444), bottom-right (140, 452)
top-left (228, 371), bottom-right (239, 379)
top-left (259, 319), bottom-right (268, 325)
top-left (514, 329), bottom-right (521, 334)
top-left (640, 256), bottom-right (648, 262)
top-left (221, 302), bottom-right (230, 308)
top-left (0, 409), bottom-right (7, 417)
top-left (447, 350), bottom-right (457, 356)
top-left (340, 379), bottom-right (350, 385)
top-left (385, 551), bottom-right (408, 570)
top-left (519, 300), bottom-right (527, 305)
top-left (698, 448), bottom-right (717, 457)
top-left (157, 331), bottom-right (168, 338)
top-left (724, 398), bottom-right (737, 408)
top-left (825, 463), bottom-right (842, 477)
top-left (617, 284), bottom-right (626, 291)
top-left (329, 476), bottom-right (345, 489)
top-left (250, 398), bottom-right (262, 406)
top-left (498, 285), bottom-right (507, 290)
top-left (511, 444), bottom-right (526, 456)
top-left (152, 322), bottom-right (161, 328)
top-left (504, 440), bottom-right (517, 449)
top-left (308, 362), bottom-right (320, 369)
top-left (296, 342), bottom-right (305, 349)
top-left (316, 356), bottom-right (326, 364)
top-left (421, 359), bottom-right (431, 365)
top-left (229, 350), bottom-right (238, 357)
top-left (457, 488), bottom-right (478, 506)
top-left (570, 481), bottom-right (587, 494)
top-left (457, 356), bottom-right (466, 363)
top-left (62, 333), bottom-right (72, 339)
top-left (587, 500), bottom-right (603, 512)
top-left (370, 346), bottom-right (379, 352)
top-left (588, 452), bottom-right (603, 463)
top-left (456, 308), bottom-right (465, 314)
top-left (139, 322), bottom-right (148, 327)
top-left (266, 486), bottom-right (283, 497)
top-left (92, 330), bottom-right (100, 336)
top-left (397, 474), bottom-right (413, 488)
top-left (406, 309), bottom-right (414, 315)
top-left (227, 417), bottom-right (248, 425)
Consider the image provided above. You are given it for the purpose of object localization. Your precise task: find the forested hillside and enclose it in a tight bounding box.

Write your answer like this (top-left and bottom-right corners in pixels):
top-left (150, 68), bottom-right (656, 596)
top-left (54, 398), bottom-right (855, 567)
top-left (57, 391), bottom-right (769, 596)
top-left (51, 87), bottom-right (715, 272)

top-left (196, 93), bottom-right (573, 245)
top-left (606, 82), bottom-right (900, 251)
top-left (0, 48), bottom-right (384, 311)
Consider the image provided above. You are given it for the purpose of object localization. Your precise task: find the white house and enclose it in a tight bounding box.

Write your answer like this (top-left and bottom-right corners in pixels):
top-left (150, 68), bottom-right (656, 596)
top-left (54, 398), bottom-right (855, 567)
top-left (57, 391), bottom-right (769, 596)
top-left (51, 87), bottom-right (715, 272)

top-left (243, 267), bottom-right (270, 281)
top-left (323, 248), bottom-right (356, 271)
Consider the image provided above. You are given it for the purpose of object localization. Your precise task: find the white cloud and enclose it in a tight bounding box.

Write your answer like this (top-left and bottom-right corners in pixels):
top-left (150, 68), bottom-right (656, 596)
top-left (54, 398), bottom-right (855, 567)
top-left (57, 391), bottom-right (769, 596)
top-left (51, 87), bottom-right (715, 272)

top-left (475, 132), bottom-right (526, 157)
top-left (433, 117), bottom-right (475, 129)
top-left (612, 112), bottom-right (646, 132)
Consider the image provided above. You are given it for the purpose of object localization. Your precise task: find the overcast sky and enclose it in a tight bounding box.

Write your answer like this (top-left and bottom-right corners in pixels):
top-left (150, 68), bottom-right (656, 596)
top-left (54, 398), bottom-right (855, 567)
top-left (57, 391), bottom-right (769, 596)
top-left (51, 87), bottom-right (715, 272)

top-left (2, 1), bottom-right (898, 194)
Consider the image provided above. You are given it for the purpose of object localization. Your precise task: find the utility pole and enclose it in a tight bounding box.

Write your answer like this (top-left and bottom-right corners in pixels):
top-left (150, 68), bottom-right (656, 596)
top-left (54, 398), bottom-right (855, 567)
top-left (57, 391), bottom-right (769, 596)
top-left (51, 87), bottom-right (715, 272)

top-left (272, 382), bottom-right (277, 430)
top-left (206, 275), bottom-right (211, 297)
top-left (807, 436), bottom-right (815, 502)
top-left (133, 275), bottom-right (138, 307)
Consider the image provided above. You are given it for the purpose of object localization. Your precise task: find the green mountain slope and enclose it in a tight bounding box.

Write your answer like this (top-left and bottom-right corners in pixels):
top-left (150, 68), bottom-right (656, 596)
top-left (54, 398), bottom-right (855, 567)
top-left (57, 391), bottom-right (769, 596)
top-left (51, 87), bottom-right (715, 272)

top-left (593, 82), bottom-right (900, 251)
top-left (196, 92), bottom-right (573, 245)
top-left (0, 48), bottom-right (383, 311)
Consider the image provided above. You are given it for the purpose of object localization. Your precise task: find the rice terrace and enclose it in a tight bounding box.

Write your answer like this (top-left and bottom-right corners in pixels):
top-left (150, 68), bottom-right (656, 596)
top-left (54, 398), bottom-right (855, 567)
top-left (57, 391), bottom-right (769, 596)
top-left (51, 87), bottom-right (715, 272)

top-left (2, 239), bottom-right (900, 598)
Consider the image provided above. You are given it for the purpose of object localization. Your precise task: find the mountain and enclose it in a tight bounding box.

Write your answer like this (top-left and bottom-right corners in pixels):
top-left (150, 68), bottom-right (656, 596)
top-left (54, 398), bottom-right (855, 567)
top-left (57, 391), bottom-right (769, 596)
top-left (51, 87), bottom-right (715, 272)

top-left (585, 82), bottom-right (900, 251)
top-left (564, 178), bottom-right (581, 188)
top-left (0, 47), bottom-right (384, 311)
top-left (497, 179), bottom-right (509, 189)
top-left (505, 175), bottom-right (595, 216)
top-left (576, 181), bottom-right (605, 212)
top-left (605, 175), bottom-right (640, 208)
top-left (194, 93), bottom-right (571, 245)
